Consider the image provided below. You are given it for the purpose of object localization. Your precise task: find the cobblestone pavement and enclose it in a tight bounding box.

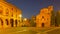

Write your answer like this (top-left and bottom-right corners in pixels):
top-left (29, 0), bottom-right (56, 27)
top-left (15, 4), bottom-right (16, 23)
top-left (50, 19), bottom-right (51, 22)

top-left (0, 27), bottom-right (60, 34)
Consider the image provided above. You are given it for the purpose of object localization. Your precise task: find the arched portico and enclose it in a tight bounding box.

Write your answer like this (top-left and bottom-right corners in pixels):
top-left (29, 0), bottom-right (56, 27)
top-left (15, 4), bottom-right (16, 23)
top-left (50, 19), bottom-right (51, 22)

top-left (0, 18), bottom-right (3, 27)
top-left (10, 19), bottom-right (14, 27)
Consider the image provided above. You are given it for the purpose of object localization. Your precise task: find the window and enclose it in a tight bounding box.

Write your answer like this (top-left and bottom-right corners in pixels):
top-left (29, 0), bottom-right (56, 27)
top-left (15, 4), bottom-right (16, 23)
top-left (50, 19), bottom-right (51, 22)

top-left (0, 10), bottom-right (3, 14)
top-left (16, 10), bottom-right (17, 17)
top-left (0, 6), bottom-right (3, 14)
top-left (47, 18), bottom-right (48, 20)
top-left (12, 13), bottom-right (13, 17)
top-left (6, 9), bottom-right (9, 16)
top-left (41, 18), bottom-right (45, 21)
top-left (42, 16), bottom-right (44, 18)
top-left (12, 8), bottom-right (13, 10)
top-left (11, 8), bottom-right (13, 17)
top-left (16, 10), bottom-right (17, 12)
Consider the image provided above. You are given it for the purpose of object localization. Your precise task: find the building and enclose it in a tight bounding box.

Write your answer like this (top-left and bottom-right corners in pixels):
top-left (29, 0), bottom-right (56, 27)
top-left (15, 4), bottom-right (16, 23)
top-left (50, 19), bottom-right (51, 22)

top-left (36, 6), bottom-right (53, 27)
top-left (0, 0), bottom-right (22, 28)
top-left (23, 18), bottom-right (30, 27)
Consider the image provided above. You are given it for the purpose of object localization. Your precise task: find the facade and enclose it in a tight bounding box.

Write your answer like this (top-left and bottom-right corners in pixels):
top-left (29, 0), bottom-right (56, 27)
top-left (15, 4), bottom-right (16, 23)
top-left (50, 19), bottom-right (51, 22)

top-left (0, 0), bottom-right (22, 28)
top-left (36, 6), bottom-right (53, 27)
top-left (23, 18), bottom-right (30, 27)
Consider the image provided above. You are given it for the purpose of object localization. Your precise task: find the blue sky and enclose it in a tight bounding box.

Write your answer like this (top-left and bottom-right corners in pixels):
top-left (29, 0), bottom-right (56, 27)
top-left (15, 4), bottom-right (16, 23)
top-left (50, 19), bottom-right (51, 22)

top-left (6, 0), bottom-right (60, 18)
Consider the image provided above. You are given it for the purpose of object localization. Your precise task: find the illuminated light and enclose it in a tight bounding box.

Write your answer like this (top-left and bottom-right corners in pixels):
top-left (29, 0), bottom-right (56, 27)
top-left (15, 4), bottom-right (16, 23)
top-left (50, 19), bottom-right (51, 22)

top-left (19, 14), bottom-right (22, 17)
top-left (24, 18), bottom-right (27, 21)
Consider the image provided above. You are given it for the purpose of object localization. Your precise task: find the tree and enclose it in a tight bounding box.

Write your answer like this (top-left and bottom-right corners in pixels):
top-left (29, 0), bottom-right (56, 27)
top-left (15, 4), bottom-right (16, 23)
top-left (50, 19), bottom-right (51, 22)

top-left (51, 11), bottom-right (55, 26)
top-left (29, 16), bottom-right (36, 27)
top-left (55, 11), bottom-right (60, 26)
top-left (30, 19), bottom-right (36, 27)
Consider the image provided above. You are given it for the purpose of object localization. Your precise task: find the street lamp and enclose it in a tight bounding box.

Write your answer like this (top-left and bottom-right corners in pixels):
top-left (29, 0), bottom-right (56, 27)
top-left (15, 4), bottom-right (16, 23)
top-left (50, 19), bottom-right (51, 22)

top-left (24, 18), bottom-right (27, 21)
top-left (19, 14), bottom-right (23, 22)
top-left (19, 14), bottom-right (23, 26)
top-left (19, 14), bottom-right (22, 17)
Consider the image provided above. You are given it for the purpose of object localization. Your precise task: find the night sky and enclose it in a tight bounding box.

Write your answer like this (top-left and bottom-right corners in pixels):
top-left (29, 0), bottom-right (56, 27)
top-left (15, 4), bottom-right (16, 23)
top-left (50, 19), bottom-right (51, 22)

top-left (6, 0), bottom-right (60, 18)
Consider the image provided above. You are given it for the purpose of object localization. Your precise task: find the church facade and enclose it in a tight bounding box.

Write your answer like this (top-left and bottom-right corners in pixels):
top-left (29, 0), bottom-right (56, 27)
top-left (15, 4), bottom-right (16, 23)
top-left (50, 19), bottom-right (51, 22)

top-left (0, 0), bottom-right (22, 28)
top-left (36, 6), bottom-right (53, 27)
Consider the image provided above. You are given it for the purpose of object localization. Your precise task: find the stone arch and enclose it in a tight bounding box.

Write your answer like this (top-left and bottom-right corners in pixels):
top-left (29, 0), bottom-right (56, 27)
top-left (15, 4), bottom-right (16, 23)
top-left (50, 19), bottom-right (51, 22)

top-left (15, 19), bottom-right (18, 27)
top-left (5, 19), bottom-right (9, 25)
top-left (0, 18), bottom-right (3, 26)
top-left (10, 19), bottom-right (14, 27)
top-left (42, 23), bottom-right (44, 27)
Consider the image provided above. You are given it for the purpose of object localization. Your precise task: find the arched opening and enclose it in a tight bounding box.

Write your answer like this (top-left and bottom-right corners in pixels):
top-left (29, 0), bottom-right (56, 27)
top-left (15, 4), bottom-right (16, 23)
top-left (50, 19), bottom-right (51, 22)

top-left (10, 19), bottom-right (14, 27)
top-left (15, 20), bottom-right (18, 27)
top-left (42, 16), bottom-right (44, 18)
top-left (0, 18), bottom-right (3, 26)
top-left (6, 19), bottom-right (9, 25)
top-left (42, 23), bottom-right (44, 27)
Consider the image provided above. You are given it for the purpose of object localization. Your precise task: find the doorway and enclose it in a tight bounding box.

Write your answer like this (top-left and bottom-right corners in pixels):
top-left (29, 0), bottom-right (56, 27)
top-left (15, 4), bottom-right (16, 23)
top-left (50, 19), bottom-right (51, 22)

top-left (0, 18), bottom-right (3, 26)
top-left (42, 23), bottom-right (44, 27)
top-left (6, 19), bottom-right (9, 25)
top-left (15, 20), bottom-right (17, 27)
top-left (10, 19), bottom-right (14, 27)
